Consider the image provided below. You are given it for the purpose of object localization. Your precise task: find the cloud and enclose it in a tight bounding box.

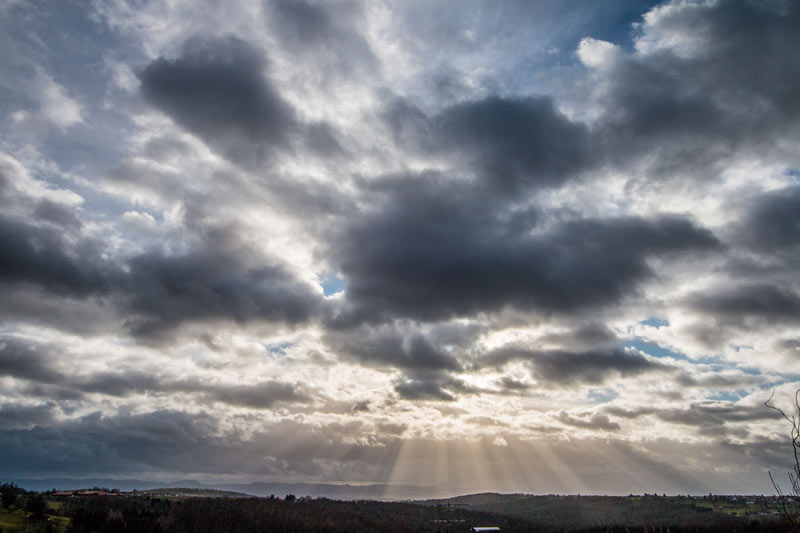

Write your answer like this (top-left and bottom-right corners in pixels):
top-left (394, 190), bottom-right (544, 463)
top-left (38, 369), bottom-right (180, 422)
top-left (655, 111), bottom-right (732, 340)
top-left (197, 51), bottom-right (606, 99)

top-left (386, 96), bottom-right (592, 192)
top-left (0, 214), bottom-right (109, 296)
top-left (538, 322), bottom-right (618, 351)
top-left (484, 346), bottom-right (672, 386)
top-left (394, 375), bottom-right (456, 402)
top-left (139, 35), bottom-right (344, 168)
top-left (325, 324), bottom-right (462, 371)
top-left (33, 200), bottom-right (83, 230)
top-left (0, 338), bottom-right (64, 384)
top-left (675, 371), bottom-right (764, 390)
top-left (577, 37), bottom-right (620, 69)
top-left (689, 283), bottom-right (800, 327)
top-left (0, 336), bottom-right (311, 410)
top-left (393, 368), bottom-right (480, 402)
top-left (202, 380), bottom-right (311, 409)
top-left (584, 0), bottom-right (800, 178)
top-left (557, 411), bottom-right (621, 432)
top-left (0, 402), bottom-right (56, 430)
top-left (0, 212), bottom-right (319, 339)
top-left (737, 184), bottom-right (800, 255)
top-left (266, 0), bottom-right (377, 78)
top-left (497, 377), bottom-right (532, 393)
top-left (139, 36), bottom-right (297, 167)
top-left (0, 411), bottom-right (401, 480)
top-left (603, 402), bottom-right (780, 431)
top-left (33, 69), bottom-right (83, 130)
top-left (330, 173), bottom-right (719, 324)
top-left (123, 245), bottom-right (319, 339)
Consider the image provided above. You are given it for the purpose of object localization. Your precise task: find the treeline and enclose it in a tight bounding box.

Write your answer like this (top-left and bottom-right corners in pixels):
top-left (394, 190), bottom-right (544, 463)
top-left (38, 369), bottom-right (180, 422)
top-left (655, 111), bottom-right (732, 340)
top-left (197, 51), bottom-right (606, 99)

top-left (3, 491), bottom-right (793, 532)
top-left (422, 494), bottom-right (789, 532)
top-left (61, 496), bottom-right (541, 532)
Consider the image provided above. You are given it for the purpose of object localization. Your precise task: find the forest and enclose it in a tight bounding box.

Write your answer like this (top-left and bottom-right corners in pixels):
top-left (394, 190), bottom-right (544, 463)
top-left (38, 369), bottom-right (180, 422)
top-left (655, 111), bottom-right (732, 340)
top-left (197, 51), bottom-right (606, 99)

top-left (0, 482), bottom-right (793, 532)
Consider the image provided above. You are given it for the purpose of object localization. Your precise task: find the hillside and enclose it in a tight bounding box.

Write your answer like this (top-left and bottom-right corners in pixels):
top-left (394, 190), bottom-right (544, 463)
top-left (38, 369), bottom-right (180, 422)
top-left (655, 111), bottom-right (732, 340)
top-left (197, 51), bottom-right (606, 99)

top-left (419, 493), bottom-right (785, 530)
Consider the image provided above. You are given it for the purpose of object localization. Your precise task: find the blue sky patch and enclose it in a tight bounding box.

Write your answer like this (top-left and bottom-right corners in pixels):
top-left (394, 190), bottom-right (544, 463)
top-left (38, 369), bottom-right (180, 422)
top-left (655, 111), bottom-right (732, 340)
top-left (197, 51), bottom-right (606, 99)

top-left (266, 342), bottom-right (293, 356)
top-left (319, 273), bottom-right (345, 296)
top-left (640, 316), bottom-right (669, 328)
top-left (588, 388), bottom-right (619, 404)
top-left (622, 339), bottom-right (687, 360)
top-left (707, 390), bottom-right (749, 402)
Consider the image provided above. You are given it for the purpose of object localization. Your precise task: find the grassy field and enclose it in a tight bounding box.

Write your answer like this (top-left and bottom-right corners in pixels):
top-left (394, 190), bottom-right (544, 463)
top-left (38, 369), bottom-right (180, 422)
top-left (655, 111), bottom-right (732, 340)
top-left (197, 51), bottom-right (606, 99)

top-left (0, 507), bottom-right (29, 531)
top-left (0, 503), bottom-right (71, 532)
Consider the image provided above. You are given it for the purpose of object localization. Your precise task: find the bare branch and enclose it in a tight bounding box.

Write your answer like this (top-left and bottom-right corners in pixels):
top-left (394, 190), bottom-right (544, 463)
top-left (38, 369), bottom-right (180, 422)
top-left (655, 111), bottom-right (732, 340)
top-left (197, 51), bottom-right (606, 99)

top-left (771, 470), bottom-right (795, 527)
top-left (766, 388), bottom-right (800, 530)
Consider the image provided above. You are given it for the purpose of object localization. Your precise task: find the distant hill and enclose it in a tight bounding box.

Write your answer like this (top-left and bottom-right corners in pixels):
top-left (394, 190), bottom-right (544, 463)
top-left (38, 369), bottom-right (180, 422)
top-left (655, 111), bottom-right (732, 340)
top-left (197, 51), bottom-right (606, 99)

top-left (142, 487), bottom-right (251, 498)
top-left (6, 477), bottom-right (444, 500)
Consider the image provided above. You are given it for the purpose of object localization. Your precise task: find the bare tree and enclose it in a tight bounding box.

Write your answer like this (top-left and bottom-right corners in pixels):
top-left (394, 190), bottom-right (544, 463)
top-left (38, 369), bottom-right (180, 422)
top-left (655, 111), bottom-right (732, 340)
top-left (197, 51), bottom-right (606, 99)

top-left (765, 389), bottom-right (800, 528)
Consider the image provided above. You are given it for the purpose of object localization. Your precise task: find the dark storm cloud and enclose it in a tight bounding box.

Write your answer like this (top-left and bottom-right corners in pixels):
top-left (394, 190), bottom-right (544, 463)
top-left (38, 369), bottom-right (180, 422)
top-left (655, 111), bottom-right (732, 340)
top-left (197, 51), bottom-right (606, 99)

top-left (0, 410), bottom-right (225, 476)
top-left (557, 411), bottom-right (621, 432)
top-left (32, 200), bottom-right (82, 230)
top-left (497, 377), bottom-right (532, 393)
top-left (484, 346), bottom-right (671, 386)
top-left (435, 97), bottom-right (591, 191)
top-left (139, 36), bottom-right (296, 166)
top-left (385, 95), bottom-right (591, 192)
top-left (738, 184), bottom-right (800, 254)
top-left (538, 322), bottom-right (618, 351)
top-left (0, 167), bottom-right (9, 193)
top-left (393, 370), bottom-right (477, 402)
top-left (139, 35), bottom-right (343, 167)
top-left (203, 380), bottom-right (311, 409)
top-left (267, 0), bottom-right (377, 77)
top-left (0, 403), bottom-right (56, 429)
top-left (0, 214), bottom-right (108, 296)
top-left (3, 148), bottom-right (321, 339)
top-left (0, 336), bottom-right (311, 409)
top-left (0, 210), bottom-right (320, 339)
top-left (325, 325), bottom-right (461, 371)
top-left (689, 283), bottom-right (800, 326)
top-left (123, 247), bottom-right (319, 339)
top-left (394, 377), bottom-right (455, 402)
top-left (324, 322), bottom-right (492, 401)
top-left (0, 410), bottom-right (398, 479)
top-left (604, 402), bottom-right (780, 431)
top-left (78, 371), bottom-right (162, 397)
top-left (78, 375), bottom-right (312, 409)
top-left (592, 0), bottom-right (800, 177)
top-left (330, 173), bottom-right (719, 325)
top-left (776, 338), bottom-right (800, 356)
top-left (0, 406), bottom-right (788, 493)
top-left (674, 371), bottom-right (764, 390)
top-left (0, 338), bottom-right (63, 384)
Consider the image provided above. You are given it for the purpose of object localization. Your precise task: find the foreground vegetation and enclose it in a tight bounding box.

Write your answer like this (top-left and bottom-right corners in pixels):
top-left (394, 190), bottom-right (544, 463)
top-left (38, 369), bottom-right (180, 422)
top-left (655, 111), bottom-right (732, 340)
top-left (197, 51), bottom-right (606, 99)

top-left (421, 493), bottom-right (792, 531)
top-left (0, 482), bottom-right (794, 532)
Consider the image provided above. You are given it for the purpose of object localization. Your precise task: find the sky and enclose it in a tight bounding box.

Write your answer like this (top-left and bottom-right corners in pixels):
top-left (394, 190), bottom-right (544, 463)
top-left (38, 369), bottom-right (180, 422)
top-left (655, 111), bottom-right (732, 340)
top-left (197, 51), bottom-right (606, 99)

top-left (1, 0), bottom-right (799, 496)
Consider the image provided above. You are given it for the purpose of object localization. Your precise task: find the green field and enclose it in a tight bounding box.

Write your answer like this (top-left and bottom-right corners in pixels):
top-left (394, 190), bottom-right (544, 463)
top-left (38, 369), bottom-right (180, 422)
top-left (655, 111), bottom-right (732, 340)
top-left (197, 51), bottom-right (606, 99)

top-left (0, 500), bottom-right (71, 532)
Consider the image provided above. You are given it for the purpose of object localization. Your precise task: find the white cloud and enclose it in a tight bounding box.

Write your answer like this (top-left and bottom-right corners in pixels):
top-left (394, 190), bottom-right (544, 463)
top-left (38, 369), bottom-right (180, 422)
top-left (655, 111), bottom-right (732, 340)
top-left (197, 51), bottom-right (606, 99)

top-left (577, 37), bottom-right (620, 69)
top-left (35, 69), bottom-right (83, 129)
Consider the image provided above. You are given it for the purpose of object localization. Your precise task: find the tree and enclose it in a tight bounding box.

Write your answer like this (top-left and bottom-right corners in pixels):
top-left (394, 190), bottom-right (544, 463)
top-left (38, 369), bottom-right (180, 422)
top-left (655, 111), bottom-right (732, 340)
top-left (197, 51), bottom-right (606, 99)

top-left (0, 483), bottom-right (18, 509)
top-left (26, 493), bottom-right (48, 519)
top-left (765, 390), bottom-right (800, 529)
